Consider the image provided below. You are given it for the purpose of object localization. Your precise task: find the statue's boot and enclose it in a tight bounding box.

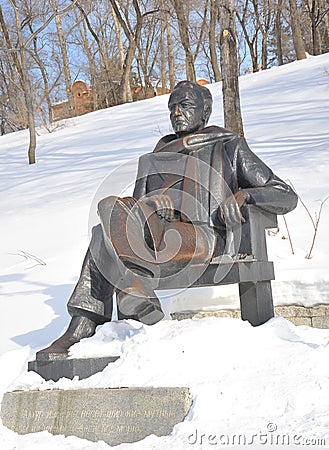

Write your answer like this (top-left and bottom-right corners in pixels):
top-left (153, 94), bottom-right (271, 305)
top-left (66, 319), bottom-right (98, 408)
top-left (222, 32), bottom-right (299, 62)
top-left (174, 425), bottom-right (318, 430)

top-left (36, 316), bottom-right (97, 360)
top-left (116, 276), bottom-right (164, 326)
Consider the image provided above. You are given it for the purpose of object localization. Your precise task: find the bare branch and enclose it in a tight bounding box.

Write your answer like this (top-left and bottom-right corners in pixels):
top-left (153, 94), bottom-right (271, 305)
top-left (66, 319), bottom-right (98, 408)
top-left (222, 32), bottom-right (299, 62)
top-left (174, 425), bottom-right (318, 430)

top-left (305, 196), bottom-right (329, 259)
top-left (25, 0), bottom-right (78, 48)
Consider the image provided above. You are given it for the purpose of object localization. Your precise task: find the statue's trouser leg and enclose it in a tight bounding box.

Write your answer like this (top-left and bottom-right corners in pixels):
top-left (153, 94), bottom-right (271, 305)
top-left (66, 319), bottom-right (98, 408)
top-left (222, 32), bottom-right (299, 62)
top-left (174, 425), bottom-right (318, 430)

top-left (36, 225), bottom-right (115, 358)
top-left (67, 224), bottom-right (115, 324)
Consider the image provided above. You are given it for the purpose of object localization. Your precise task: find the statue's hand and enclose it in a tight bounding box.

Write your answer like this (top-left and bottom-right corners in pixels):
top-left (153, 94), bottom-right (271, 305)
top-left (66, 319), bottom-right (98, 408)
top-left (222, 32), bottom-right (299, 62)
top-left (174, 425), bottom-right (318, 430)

top-left (142, 194), bottom-right (175, 221)
top-left (218, 191), bottom-right (250, 227)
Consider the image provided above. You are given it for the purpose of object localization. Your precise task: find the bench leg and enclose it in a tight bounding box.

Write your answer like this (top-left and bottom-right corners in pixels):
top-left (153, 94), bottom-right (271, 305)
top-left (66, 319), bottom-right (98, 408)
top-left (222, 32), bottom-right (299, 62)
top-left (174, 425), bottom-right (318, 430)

top-left (239, 281), bottom-right (274, 326)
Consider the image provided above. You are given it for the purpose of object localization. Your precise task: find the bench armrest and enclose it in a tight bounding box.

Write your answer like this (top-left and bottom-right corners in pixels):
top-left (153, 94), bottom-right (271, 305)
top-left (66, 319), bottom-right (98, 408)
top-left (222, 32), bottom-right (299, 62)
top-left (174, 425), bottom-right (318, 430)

top-left (239, 205), bottom-right (277, 261)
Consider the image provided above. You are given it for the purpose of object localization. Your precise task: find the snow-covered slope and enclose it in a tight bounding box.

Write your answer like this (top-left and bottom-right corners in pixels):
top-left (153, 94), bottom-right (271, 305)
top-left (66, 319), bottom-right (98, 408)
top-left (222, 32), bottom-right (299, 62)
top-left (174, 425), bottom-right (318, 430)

top-left (0, 53), bottom-right (329, 449)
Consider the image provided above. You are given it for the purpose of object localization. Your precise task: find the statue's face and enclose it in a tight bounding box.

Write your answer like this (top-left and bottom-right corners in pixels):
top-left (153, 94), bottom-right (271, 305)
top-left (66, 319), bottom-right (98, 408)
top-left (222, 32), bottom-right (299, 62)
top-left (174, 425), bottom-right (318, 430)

top-left (168, 88), bottom-right (205, 136)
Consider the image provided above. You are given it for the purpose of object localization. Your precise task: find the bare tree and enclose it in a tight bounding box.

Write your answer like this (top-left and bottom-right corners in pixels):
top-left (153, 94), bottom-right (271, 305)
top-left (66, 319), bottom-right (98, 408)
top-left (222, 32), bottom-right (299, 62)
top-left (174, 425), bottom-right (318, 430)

top-left (289, 0), bottom-right (307, 59)
top-left (135, 11), bottom-right (161, 97)
top-left (5, 0), bottom-right (37, 164)
top-left (165, 6), bottom-right (176, 89)
top-left (236, 0), bottom-right (260, 72)
top-left (71, 0), bottom-right (120, 107)
top-left (219, 0), bottom-right (244, 136)
top-left (50, 0), bottom-right (75, 117)
top-left (209, 0), bottom-right (221, 81)
top-left (320, 0), bottom-right (329, 51)
top-left (275, 0), bottom-right (284, 65)
top-left (251, 0), bottom-right (274, 69)
top-left (172, 0), bottom-right (196, 81)
top-left (109, 0), bottom-right (144, 103)
top-left (1, 0), bottom-right (326, 160)
top-left (111, 1), bottom-right (131, 101)
top-left (0, 0), bottom-right (78, 162)
top-left (0, 5), bottom-right (27, 133)
top-left (303, 0), bottom-right (329, 55)
top-left (27, 20), bottom-right (54, 125)
top-left (160, 6), bottom-right (167, 94)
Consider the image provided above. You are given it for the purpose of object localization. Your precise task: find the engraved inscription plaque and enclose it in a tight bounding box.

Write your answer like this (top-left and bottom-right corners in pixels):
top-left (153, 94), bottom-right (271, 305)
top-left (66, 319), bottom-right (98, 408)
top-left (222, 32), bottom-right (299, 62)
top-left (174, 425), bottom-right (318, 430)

top-left (1, 387), bottom-right (192, 445)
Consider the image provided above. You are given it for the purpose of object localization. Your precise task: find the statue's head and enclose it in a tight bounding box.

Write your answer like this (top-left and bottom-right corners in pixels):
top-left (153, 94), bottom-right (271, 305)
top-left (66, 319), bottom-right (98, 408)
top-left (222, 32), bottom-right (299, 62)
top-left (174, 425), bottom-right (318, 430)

top-left (168, 81), bottom-right (213, 136)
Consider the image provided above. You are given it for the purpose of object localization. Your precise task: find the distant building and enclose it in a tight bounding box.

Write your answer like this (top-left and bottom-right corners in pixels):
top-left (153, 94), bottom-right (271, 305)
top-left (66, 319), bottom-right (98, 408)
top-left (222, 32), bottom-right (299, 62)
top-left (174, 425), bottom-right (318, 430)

top-left (51, 80), bottom-right (93, 122)
top-left (51, 99), bottom-right (70, 122)
top-left (72, 80), bottom-right (94, 116)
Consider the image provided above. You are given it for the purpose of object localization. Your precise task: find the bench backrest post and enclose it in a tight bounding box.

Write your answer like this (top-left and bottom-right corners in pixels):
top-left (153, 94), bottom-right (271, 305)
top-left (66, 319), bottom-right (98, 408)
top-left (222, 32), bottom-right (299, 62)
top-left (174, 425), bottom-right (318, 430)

top-left (239, 205), bottom-right (277, 261)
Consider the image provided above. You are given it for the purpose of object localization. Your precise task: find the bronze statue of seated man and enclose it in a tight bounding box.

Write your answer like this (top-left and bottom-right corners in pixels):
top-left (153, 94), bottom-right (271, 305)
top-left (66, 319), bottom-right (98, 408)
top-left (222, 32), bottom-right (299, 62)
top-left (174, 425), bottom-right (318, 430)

top-left (37, 81), bottom-right (297, 359)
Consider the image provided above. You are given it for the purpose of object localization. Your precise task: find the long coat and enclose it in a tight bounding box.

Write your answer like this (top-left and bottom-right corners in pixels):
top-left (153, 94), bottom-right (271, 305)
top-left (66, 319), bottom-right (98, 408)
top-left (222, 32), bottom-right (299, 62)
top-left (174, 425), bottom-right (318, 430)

top-left (132, 125), bottom-right (298, 232)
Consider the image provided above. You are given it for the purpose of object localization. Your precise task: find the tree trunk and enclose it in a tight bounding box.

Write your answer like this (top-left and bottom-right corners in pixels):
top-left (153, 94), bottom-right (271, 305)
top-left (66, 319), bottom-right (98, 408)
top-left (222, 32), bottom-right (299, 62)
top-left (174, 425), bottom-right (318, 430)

top-left (262, 0), bottom-right (272, 69)
top-left (10, 0), bottom-right (37, 163)
top-left (172, 0), bottom-right (196, 81)
top-left (209, 0), bottom-right (221, 81)
top-left (320, 0), bottom-right (329, 51)
top-left (121, 41), bottom-right (137, 103)
top-left (251, 0), bottom-right (271, 70)
top-left (236, 6), bottom-right (260, 72)
top-left (109, 0), bottom-right (142, 104)
top-left (28, 23), bottom-right (53, 123)
top-left (314, 26), bottom-right (321, 55)
top-left (219, 0), bottom-right (244, 136)
top-left (275, 0), bottom-right (284, 65)
top-left (160, 8), bottom-right (166, 94)
top-left (261, 34), bottom-right (268, 69)
top-left (0, 6), bottom-right (24, 86)
top-left (310, 0), bottom-right (321, 55)
top-left (111, 3), bottom-right (125, 67)
top-left (51, 0), bottom-right (75, 117)
top-left (75, 13), bottom-right (99, 109)
top-left (289, 0), bottom-right (307, 59)
top-left (111, 2), bottom-right (132, 102)
top-left (166, 8), bottom-right (176, 89)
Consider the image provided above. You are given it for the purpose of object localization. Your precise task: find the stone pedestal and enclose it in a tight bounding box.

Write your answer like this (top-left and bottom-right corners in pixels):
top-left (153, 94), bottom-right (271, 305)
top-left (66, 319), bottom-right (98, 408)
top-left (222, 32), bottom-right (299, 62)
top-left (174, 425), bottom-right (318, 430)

top-left (1, 387), bottom-right (192, 445)
top-left (28, 356), bottom-right (120, 381)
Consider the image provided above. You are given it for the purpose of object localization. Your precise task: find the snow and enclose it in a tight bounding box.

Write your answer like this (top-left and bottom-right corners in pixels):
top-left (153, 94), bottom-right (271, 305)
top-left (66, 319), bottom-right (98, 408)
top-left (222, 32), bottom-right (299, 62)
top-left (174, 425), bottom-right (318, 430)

top-left (0, 53), bottom-right (329, 449)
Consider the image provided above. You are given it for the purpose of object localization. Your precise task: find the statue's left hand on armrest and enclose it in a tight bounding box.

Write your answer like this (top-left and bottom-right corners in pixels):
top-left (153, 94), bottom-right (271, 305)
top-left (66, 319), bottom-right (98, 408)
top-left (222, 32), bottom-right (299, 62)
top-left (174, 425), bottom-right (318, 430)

top-left (218, 190), bottom-right (251, 227)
